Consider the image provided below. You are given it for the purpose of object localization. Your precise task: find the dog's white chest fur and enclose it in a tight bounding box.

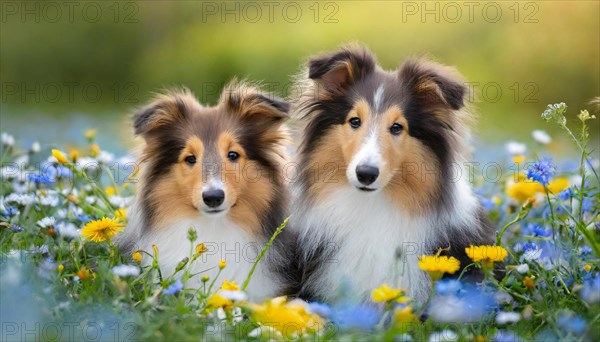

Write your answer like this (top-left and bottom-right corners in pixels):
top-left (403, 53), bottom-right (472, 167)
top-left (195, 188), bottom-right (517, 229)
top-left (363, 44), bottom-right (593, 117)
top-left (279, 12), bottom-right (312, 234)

top-left (129, 213), bottom-right (274, 300)
top-left (295, 187), bottom-right (442, 302)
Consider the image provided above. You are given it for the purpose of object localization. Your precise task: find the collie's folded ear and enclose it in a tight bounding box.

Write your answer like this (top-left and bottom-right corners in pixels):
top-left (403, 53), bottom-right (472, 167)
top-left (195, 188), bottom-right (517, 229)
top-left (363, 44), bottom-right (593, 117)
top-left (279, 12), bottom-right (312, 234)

top-left (399, 59), bottom-right (467, 110)
top-left (308, 45), bottom-right (376, 95)
top-left (132, 89), bottom-right (199, 137)
top-left (220, 82), bottom-right (289, 129)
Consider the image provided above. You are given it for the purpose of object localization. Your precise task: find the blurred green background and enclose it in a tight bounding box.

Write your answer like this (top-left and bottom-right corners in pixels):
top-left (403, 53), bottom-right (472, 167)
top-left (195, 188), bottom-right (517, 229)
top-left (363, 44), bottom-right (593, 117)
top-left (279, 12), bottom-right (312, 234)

top-left (1, 1), bottom-right (598, 158)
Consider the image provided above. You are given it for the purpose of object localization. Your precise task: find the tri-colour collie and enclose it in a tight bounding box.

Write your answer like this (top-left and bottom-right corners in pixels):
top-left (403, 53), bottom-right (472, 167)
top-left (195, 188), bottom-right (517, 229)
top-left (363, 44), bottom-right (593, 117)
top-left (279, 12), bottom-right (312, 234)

top-left (286, 45), bottom-right (495, 303)
top-left (117, 82), bottom-right (291, 300)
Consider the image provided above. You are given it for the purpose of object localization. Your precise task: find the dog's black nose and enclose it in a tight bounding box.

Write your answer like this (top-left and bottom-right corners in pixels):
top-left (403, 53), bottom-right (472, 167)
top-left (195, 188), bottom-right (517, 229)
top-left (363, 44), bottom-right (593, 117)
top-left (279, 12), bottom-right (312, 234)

top-left (356, 165), bottom-right (379, 185)
top-left (202, 189), bottom-right (225, 208)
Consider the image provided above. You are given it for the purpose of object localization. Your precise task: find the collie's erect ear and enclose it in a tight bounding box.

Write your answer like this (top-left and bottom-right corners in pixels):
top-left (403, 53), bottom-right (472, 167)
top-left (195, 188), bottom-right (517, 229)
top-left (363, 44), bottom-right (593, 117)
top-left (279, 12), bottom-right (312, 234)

top-left (308, 45), bottom-right (376, 95)
top-left (132, 89), bottom-right (199, 137)
top-left (399, 59), bottom-right (467, 110)
top-left (220, 82), bottom-right (289, 130)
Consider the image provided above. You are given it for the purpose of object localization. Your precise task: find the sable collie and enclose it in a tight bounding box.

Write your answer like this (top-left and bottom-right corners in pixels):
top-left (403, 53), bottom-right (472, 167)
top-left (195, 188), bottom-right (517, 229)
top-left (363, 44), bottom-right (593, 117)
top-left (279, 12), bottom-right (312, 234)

top-left (117, 82), bottom-right (290, 300)
top-left (287, 45), bottom-right (495, 303)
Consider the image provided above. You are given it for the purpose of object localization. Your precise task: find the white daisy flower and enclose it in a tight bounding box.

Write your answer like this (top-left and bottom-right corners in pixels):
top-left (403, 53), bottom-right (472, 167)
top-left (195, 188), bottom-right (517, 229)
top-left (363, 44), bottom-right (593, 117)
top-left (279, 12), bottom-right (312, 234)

top-left (5, 193), bottom-right (35, 206)
top-left (428, 330), bottom-right (458, 342)
top-left (31, 141), bottom-right (41, 153)
top-left (532, 130), bottom-right (551, 144)
top-left (496, 311), bottom-right (521, 325)
top-left (111, 264), bottom-right (140, 278)
top-left (516, 264), bottom-right (530, 274)
top-left (38, 194), bottom-right (60, 207)
top-left (36, 217), bottom-right (56, 228)
top-left (97, 151), bottom-right (115, 164)
top-left (56, 222), bottom-right (80, 239)
top-left (110, 195), bottom-right (133, 208)
top-left (85, 196), bottom-right (97, 204)
top-left (220, 290), bottom-right (248, 302)
top-left (76, 157), bottom-right (100, 171)
top-left (1, 132), bottom-right (15, 147)
top-left (505, 141), bottom-right (526, 155)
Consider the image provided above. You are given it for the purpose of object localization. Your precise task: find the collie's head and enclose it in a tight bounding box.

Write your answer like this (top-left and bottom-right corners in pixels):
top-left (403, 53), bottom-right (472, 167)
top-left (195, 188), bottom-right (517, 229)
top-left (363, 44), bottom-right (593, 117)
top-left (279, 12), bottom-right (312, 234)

top-left (294, 45), bottom-right (473, 213)
top-left (133, 82), bottom-right (289, 234)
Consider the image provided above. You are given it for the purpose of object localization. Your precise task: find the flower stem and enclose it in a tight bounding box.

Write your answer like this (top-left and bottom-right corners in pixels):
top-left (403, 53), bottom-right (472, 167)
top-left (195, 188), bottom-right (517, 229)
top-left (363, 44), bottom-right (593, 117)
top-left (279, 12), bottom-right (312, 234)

top-left (242, 217), bottom-right (289, 291)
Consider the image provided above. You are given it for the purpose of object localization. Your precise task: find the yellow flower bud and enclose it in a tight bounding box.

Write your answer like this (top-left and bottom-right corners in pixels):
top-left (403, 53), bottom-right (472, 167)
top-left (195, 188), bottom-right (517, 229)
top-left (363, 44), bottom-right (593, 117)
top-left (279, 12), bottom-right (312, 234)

top-left (219, 259), bottom-right (227, 269)
top-left (57, 264), bottom-right (64, 272)
top-left (52, 149), bottom-right (68, 164)
top-left (584, 264), bottom-right (592, 272)
top-left (90, 144), bottom-right (101, 157)
top-left (132, 252), bottom-right (142, 264)
top-left (85, 129), bottom-right (97, 140)
top-left (195, 243), bottom-right (207, 255)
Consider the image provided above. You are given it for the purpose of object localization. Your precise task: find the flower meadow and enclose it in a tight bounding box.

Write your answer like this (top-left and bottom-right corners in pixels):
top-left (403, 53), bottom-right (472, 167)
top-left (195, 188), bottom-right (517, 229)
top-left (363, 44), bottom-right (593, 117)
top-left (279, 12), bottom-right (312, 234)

top-left (1, 103), bottom-right (599, 341)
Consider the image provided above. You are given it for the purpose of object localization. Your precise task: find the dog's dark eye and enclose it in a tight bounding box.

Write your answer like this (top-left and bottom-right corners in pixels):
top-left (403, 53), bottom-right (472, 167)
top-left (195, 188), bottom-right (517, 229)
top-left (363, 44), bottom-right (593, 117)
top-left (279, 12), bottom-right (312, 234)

top-left (227, 151), bottom-right (240, 162)
top-left (349, 117), bottom-right (361, 129)
top-left (390, 123), bottom-right (403, 135)
top-left (184, 155), bottom-right (196, 165)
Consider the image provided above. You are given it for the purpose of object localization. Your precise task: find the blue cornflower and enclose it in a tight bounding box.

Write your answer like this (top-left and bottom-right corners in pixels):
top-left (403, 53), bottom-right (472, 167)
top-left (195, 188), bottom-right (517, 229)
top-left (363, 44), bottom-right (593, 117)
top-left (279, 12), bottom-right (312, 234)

top-left (557, 312), bottom-right (587, 335)
top-left (163, 279), bottom-right (183, 295)
top-left (11, 224), bottom-right (23, 232)
top-left (2, 206), bottom-right (19, 217)
top-left (580, 273), bottom-right (600, 304)
top-left (28, 173), bottom-right (54, 184)
top-left (558, 187), bottom-right (574, 200)
top-left (522, 242), bottom-right (538, 252)
top-left (526, 158), bottom-right (555, 186)
top-left (434, 279), bottom-right (462, 296)
top-left (578, 246), bottom-right (592, 255)
top-left (330, 302), bottom-right (381, 331)
top-left (428, 283), bottom-right (496, 323)
top-left (581, 197), bottom-right (593, 213)
top-left (309, 302), bottom-right (333, 318)
top-left (77, 215), bottom-right (92, 223)
top-left (523, 223), bottom-right (552, 237)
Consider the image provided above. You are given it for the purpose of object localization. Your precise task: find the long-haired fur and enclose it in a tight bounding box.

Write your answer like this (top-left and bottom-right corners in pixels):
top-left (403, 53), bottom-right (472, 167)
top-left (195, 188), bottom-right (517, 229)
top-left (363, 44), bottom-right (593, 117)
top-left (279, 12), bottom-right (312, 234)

top-left (284, 44), bottom-right (495, 303)
top-left (116, 81), bottom-right (292, 299)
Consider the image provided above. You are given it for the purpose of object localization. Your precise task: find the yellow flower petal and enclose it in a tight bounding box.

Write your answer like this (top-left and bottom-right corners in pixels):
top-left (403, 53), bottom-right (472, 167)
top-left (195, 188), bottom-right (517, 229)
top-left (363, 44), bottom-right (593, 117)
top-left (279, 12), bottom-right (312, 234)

top-left (372, 283), bottom-right (402, 303)
top-left (221, 280), bottom-right (240, 291)
top-left (465, 245), bottom-right (508, 263)
top-left (52, 149), bottom-right (68, 164)
top-left (418, 255), bottom-right (461, 276)
top-left (548, 177), bottom-right (569, 194)
top-left (206, 293), bottom-right (233, 308)
top-left (81, 218), bottom-right (124, 242)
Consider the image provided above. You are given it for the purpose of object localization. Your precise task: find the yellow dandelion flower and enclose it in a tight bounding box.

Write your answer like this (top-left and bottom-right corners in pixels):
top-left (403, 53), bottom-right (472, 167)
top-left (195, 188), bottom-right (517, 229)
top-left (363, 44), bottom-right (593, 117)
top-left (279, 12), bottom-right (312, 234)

top-left (52, 149), bottom-right (68, 164)
top-left (394, 305), bottom-right (416, 324)
top-left (465, 245), bottom-right (508, 263)
top-left (81, 218), bottom-right (124, 242)
top-left (250, 296), bottom-right (323, 338)
top-left (418, 255), bottom-right (460, 280)
top-left (221, 280), bottom-right (240, 291)
top-left (218, 259), bottom-right (227, 269)
top-left (548, 177), bottom-right (569, 194)
top-left (77, 267), bottom-right (91, 281)
top-left (57, 264), bottom-right (64, 272)
top-left (115, 208), bottom-right (127, 221)
top-left (372, 283), bottom-right (407, 303)
top-left (206, 293), bottom-right (233, 308)
top-left (105, 186), bottom-right (116, 196)
top-left (132, 252), bottom-right (142, 264)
